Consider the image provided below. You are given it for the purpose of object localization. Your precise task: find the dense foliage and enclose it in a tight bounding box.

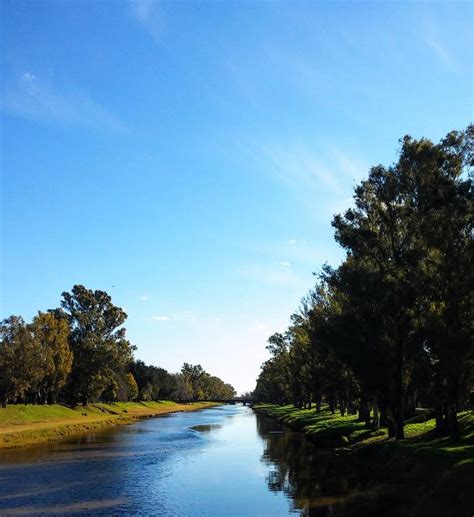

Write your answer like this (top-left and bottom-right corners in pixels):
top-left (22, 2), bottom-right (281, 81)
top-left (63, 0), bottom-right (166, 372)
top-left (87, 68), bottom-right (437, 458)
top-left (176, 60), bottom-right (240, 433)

top-left (254, 126), bottom-right (473, 440)
top-left (0, 285), bottom-right (235, 406)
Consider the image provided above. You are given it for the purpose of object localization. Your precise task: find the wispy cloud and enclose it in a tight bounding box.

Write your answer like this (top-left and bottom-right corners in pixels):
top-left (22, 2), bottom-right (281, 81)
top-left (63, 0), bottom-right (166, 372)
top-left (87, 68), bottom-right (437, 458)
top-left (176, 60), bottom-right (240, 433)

top-left (261, 141), bottom-right (344, 196)
top-left (237, 264), bottom-right (305, 289)
top-left (243, 138), bottom-right (367, 221)
top-left (249, 322), bottom-right (271, 334)
top-left (139, 295), bottom-right (150, 300)
top-left (2, 72), bottom-right (126, 131)
top-left (129, 0), bottom-right (162, 41)
top-left (246, 238), bottom-right (344, 270)
top-left (424, 36), bottom-right (455, 71)
top-left (150, 309), bottom-right (223, 326)
top-left (420, 15), bottom-right (457, 72)
top-left (129, 0), bottom-right (154, 22)
top-left (170, 310), bottom-right (198, 323)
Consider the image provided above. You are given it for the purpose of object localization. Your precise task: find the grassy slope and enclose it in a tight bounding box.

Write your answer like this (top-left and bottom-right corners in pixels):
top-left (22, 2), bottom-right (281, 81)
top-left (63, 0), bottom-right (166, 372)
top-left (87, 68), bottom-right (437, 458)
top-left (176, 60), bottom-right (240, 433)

top-left (0, 401), bottom-right (218, 449)
top-left (254, 404), bottom-right (474, 516)
top-left (253, 403), bottom-right (473, 454)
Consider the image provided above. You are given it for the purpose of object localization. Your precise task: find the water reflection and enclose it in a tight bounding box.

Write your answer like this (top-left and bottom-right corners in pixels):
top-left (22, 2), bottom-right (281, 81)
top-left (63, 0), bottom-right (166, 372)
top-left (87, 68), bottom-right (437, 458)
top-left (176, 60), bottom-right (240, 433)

top-left (190, 423), bottom-right (222, 433)
top-left (0, 406), bottom-right (367, 516)
top-left (256, 414), bottom-right (357, 516)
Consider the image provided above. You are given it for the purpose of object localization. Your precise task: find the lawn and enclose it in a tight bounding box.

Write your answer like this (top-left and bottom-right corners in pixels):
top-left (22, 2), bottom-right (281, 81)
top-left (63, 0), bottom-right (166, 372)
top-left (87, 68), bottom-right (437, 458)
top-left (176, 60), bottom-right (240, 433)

top-left (0, 401), bottom-right (219, 448)
top-left (253, 403), bottom-right (474, 462)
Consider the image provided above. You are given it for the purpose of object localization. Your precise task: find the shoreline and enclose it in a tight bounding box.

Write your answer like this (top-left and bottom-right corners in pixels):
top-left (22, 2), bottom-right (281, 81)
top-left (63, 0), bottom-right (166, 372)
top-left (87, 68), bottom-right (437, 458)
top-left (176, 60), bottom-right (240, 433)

top-left (0, 401), bottom-right (220, 450)
top-left (253, 403), bottom-right (474, 516)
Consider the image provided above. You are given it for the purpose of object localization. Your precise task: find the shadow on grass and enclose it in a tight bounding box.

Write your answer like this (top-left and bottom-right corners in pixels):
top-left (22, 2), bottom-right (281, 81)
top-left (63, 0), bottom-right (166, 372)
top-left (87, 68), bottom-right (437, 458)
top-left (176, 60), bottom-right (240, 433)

top-left (255, 404), bottom-right (474, 460)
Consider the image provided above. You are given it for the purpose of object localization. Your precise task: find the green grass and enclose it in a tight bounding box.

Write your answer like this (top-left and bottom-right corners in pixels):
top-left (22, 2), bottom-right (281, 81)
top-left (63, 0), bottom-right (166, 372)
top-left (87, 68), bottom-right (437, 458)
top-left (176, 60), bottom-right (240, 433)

top-left (377, 411), bottom-right (474, 466)
top-left (0, 401), bottom-right (219, 448)
top-left (0, 403), bottom-right (88, 425)
top-left (253, 404), bottom-right (385, 446)
top-left (254, 404), bottom-right (474, 516)
top-left (253, 403), bottom-right (474, 459)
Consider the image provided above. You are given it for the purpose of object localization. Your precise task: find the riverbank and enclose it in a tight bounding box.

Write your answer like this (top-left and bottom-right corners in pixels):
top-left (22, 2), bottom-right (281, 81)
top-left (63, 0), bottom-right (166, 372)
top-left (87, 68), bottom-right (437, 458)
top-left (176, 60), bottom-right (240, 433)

top-left (253, 404), bottom-right (474, 516)
top-left (0, 401), bottom-right (219, 449)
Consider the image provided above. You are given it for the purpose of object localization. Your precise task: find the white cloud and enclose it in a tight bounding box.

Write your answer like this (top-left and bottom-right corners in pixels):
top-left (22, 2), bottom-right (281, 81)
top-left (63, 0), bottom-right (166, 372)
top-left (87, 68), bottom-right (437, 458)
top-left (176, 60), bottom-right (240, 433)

top-left (246, 238), bottom-right (345, 270)
top-left (1, 72), bottom-right (126, 131)
top-left (129, 0), bottom-right (154, 22)
top-left (237, 264), bottom-right (305, 289)
top-left (250, 322), bottom-right (270, 334)
top-left (277, 261), bottom-right (291, 267)
top-left (22, 72), bottom-right (37, 83)
top-left (139, 295), bottom-right (150, 300)
top-left (152, 315), bottom-right (169, 321)
top-left (242, 137), bottom-right (367, 222)
top-left (170, 310), bottom-right (198, 323)
top-left (129, 0), bottom-right (162, 41)
top-left (424, 36), bottom-right (455, 70)
top-left (328, 146), bottom-right (368, 183)
top-left (261, 141), bottom-right (344, 196)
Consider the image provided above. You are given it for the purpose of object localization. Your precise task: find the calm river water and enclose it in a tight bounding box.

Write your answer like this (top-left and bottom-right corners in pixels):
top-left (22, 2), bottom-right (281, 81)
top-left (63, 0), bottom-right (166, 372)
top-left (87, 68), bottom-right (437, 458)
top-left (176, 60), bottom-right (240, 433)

top-left (0, 405), bottom-right (355, 516)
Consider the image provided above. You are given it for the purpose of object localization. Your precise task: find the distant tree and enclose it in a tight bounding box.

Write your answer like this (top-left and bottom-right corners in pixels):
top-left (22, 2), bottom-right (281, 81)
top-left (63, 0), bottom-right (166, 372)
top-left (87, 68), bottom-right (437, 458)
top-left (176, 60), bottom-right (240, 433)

top-left (126, 373), bottom-right (139, 401)
top-left (172, 373), bottom-right (192, 401)
top-left (181, 363), bottom-right (206, 401)
top-left (197, 374), bottom-right (236, 399)
top-left (130, 359), bottom-right (177, 400)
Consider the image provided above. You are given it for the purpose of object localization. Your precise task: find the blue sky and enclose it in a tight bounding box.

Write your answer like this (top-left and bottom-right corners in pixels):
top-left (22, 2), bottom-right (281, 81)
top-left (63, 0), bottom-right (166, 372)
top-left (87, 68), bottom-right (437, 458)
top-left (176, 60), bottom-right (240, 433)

top-left (1, 0), bottom-right (472, 393)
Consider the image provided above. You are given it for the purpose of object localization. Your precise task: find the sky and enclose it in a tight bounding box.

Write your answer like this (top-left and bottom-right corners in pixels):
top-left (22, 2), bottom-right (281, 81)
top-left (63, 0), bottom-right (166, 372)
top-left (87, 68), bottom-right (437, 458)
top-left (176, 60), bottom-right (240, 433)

top-left (1, 0), bottom-right (472, 394)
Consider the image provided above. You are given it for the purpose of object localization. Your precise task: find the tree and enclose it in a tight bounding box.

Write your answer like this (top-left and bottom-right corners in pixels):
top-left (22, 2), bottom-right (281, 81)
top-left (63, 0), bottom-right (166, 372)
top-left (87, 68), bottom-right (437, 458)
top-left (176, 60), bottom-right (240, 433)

top-left (30, 311), bottom-right (73, 403)
top-left (126, 373), bottom-right (139, 401)
top-left (0, 316), bottom-right (42, 405)
top-left (180, 363), bottom-right (206, 401)
top-left (60, 285), bottom-right (135, 405)
top-left (0, 317), bottom-right (22, 407)
top-left (400, 128), bottom-right (474, 437)
top-left (254, 334), bottom-right (291, 404)
top-left (254, 126), bottom-right (473, 441)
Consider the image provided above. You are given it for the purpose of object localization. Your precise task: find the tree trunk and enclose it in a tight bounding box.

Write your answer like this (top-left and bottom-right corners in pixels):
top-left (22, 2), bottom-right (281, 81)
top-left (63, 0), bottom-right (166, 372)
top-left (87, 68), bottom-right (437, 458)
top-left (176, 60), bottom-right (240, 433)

top-left (446, 379), bottom-right (459, 440)
top-left (435, 404), bottom-right (447, 435)
top-left (358, 399), bottom-right (370, 427)
top-left (387, 409), bottom-right (396, 438)
top-left (340, 400), bottom-right (346, 416)
top-left (394, 403), bottom-right (405, 440)
top-left (446, 402), bottom-right (459, 440)
top-left (316, 393), bottom-right (322, 412)
top-left (404, 390), bottom-right (416, 420)
top-left (393, 346), bottom-right (405, 439)
top-left (372, 404), bottom-right (380, 430)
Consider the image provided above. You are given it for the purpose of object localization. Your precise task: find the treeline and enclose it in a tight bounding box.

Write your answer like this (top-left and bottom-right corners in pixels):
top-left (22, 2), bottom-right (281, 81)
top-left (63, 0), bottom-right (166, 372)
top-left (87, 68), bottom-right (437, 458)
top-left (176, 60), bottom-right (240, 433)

top-left (0, 285), bottom-right (235, 407)
top-left (130, 361), bottom-right (236, 402)
top-left (254, 126), bottom-right (473, 440)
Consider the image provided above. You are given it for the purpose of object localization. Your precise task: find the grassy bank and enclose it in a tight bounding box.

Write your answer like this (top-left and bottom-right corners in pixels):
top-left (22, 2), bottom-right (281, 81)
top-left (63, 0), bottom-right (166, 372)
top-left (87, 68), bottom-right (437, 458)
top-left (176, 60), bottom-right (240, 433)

top-left (0, 401), bottom-right (219, 449)
top-left (254, 404), bottom-right (474, 516)
top-left (254, 404), bottom-right (472, 447)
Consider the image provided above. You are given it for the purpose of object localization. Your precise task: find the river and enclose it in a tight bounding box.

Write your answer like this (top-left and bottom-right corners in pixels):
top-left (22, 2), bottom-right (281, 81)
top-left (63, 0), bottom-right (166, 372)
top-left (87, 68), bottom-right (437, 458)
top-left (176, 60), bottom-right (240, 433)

top-left (0, 405), bottom-right (355, 516)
